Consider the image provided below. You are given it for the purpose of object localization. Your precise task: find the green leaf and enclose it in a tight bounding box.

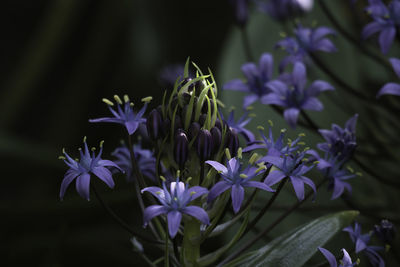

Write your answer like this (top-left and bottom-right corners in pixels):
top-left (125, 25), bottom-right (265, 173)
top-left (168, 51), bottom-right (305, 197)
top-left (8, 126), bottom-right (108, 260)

top-left (225, 210), bottom-right (359, 267)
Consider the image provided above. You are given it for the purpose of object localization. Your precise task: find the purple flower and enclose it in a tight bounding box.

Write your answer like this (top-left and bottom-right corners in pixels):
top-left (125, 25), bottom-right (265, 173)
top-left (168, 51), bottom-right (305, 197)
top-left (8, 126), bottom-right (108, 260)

top-left (221, 110), bottom-right (255, 142)
top-left (230, 0), bottom-right (250, 26)
top-left (141, 179), bottom-right (209, 238)
top-left (276, 24), bottom-right (337, 71)
top-left (307, 149), bottom-right (356, 200)
top-left (317, 114), bottom-right (358, 162)
top-left (377, 58), bottom-right (400, 97)
top-left (223, 53), bottom-right (275, 108)
top-left (261, 149), bottom-right (316, 201)
top-left (256, 0), bottom-right (314, 21)
top-left (362, 0), bottom-right (400, 54)
top-left (206, 157), bottom-right (275, 213)
top-left (111, 143), bottom-right (156, 182)
top-left (89, 95), bottom-right (148, 135)
top-left (60, 139), bottom-right (122, 201)
top-left (262, 62), bottom-right (334, 128)
top-left (243, 126), bottom-right (299, 157)
top-left (318, 247), bottom-right (356, 267)
top-left (344, 222), bottom-right (385, 267)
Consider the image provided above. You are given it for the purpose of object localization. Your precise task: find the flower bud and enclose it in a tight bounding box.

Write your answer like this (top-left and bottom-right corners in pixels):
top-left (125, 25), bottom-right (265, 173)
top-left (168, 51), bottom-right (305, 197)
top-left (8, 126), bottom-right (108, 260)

top-left (147, 109), bottom-right (162, 140)
top-left (174, 130), bottom-right (189, 168)
top-left (201, 99), bottom-right (215, 114)
top-left (225, 128), bottom-right (239, 157)
top-left (210, 127), bottom-right (222, 153)
top-left (188, 122), bottom-right (201, 141)
top-left (196, 129), bottom-right (213, 161)
top-left (214, 118), bottom-right (222, 132)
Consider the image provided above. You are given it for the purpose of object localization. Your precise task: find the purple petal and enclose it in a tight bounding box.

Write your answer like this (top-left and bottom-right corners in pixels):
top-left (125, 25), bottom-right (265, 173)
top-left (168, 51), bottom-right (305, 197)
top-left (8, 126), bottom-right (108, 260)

top-left (243, 94), bottom-right (259, 107)
top-left (389, 57), bottom-right (400, 78)
top-left (143, 205), bottom-right (168, 226)
top-left (300, 176), bottom-right (316, 199)
top-left (362, 21), bottom-right (384, 39)
top-left (314, 39), bottom-right (337, 53)
top-left (182, 206), bottom-right (210, 225)
top-left (98, 159), bottom-right (123, 172)
top-left (377, 83), bottom-right (400, 97)
top-left (292, 62), bottom-right (307, 89)
top-left (60, 169), bottom-right (79, 200)
top-left (205, 160), bottom-right (228, 174)
top-left (91, 166), bottom-right (115, 188)
top-left (261, 93), bottom-right (286, 106)
top-left (265, 169), bottom-right (286, 186)
top-left (167, 210), bottom-right (182, 238)
top-left (331, 181), bottom-right (346, 200)
top-left (141, 186), bottom-right (166, 203)
top-left (301, 97), bottom-right (323, 111)
top-left (312, 27), bottom-right (335, 41)
top-left (231, 184), bottom-right (244, 213)
top-left (241, 63), bottom-right (259, 81)
top-left (242, 181), bottom-right (275, 192)
top-left (355, 237), bottom-right (368, 253)
top-left (290, 176), bottom-right (305, 201)
top-left (379, 27), bottom-right (396, 54)
top-left (308, 80), bottom-right (334, 96)
top-left (89, 117), bottom-right (122, 124)
top-left (259, 53), bottom-right (273, 80)
top-left (208, 181), bottom-right (231, 203)
top-left (243, 143), bottom-right (267, 152)
top-left (125, 121), bottom-right (139, 135)
top-left (284, 108), bottom-right (300, 128)
top-left (76, 173), bottom-right (91, 200)
top-left (265, 80), bottom-right (288, 95)
top-left (345, 114), bottom-right (358, 132)
top-left (224, 79), bottom-right (249, 92)
top-left (318, 247), bottom-right (337, 267)
top-left (259, 155), bottom-right (283, 168)
top-left (187, 186), bottom-right (208, 200)
top-left (341, 249), bottom-right (353, 266)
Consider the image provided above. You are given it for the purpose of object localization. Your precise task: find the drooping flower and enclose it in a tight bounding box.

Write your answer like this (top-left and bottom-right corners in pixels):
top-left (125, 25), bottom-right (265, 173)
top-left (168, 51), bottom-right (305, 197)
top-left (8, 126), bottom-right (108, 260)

top-left (111, 143), bottom-right (156, 182)
top-left (377, 58), bottom-right (400, 97)
top-left (344, 222), bottom-right (386, 267)
top-left (276, 24), bottom-right (337, 71)
top-left (256, 0), bottom-right (314, 21)
top-left (261, 149), bottom-right (316, 201)
top-left (262, 62), bottom-right (334, 128)
top-left (362, 0), bottom-right (400, 54)
top-left (229, 0), bottom-right (250, 26)
top-left (206, 157), bottom-right (275, 213)
top-left (60, 138), bottom-right (122, 200)
top-left (223, 53), bottom-right (275, 108)
top-left (221, 109), bottom-right (255, 142)
top-left (374, 219), bottom-right (396, 244)
top-left (89, 95), bottom-right (149, 135)
top-left (318, 247), bottom-right (356, 267)
top-left (141, 179), bottom-right (209, 238)
top-left (317, 114), bottom-right (358, 162)
top-left (243, 125), bottom-right (300, 157)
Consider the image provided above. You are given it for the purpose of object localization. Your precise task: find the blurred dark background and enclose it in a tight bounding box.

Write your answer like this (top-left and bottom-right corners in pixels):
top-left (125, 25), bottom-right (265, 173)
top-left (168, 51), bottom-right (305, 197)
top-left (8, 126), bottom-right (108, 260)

top-left (0, 0), bottom-right (233, 265)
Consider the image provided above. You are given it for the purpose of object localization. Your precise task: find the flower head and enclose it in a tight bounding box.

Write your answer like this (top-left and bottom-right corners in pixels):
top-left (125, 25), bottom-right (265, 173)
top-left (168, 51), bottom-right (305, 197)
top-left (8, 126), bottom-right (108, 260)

top-left (262, 148), bottom-right (316, 201)
top-left (363, 0), bottom-right (400, 54)
top-left (318, 247), bottom-right (356, 267)
top-left (243, 125), bottom-right (299, 157)
top-left (111, 143), bottom-right (156, 182)
top-left (221, 109), bottom-right (255, 142)
top-left (262, 62), bottom-right (334, 128)
top-left (89, 95), bottom-right (149, 135)
top-left (344, 222), bottom-right (385, 267)
top-left (142, 179), bottom-right (209, 238)
top-left (60, 138), bottom-right (122, 200)
top-left (377, 58), bottom-right (400, 97)
top-left (317, 114), bottom-right (358, 162)
top-left (276, 24), bottom-right (336, 71)
top-left (206, 157), bottom-right (274, 213)
top-left (256, 0), bottom-right (314, 21)
top-left (224, 53), bottom-right (275, 108)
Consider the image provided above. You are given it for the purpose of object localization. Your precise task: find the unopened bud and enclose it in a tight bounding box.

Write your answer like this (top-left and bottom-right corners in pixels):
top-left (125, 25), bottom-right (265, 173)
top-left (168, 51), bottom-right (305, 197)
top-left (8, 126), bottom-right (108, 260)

top-left (174, 131), bottom-right (189, 169)
top-left (196, 129), bottom-right (213, 161)
top-left (147, 109), bottom-right (162, 140)
top-left (225, 128), bottom-right (239, 157)
top-left (210, 127), bottom-right (222, 153)
top-left (188, 122), bottom-right (201, 141)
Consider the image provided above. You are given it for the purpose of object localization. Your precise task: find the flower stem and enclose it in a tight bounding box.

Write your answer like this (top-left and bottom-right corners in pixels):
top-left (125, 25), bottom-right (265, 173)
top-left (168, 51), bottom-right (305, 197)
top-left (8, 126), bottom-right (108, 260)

top-left (91, 183), bottom-right (162, 244)
top-left (165, 221), bottom-right (170, 267)
top-left (243, 177), bottom-right (288, 236)
top-left (240, 26), bottom-right (254, 62)
top-left (219, 178), bottom-right (327, 265)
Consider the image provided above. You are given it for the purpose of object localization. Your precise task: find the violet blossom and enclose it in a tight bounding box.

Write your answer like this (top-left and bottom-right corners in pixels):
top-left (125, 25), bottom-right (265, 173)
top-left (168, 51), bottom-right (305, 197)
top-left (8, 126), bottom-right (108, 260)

top-left (221, 109), bottom-right (255, 142)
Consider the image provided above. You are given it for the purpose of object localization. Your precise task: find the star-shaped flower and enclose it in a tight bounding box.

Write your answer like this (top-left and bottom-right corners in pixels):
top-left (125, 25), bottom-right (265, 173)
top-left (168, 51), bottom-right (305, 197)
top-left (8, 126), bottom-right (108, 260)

top-left (141, 179), bottom-right (209, 238)
top-left (221, 109), bottom-right (255, 142)
top-left (60, 138), bottom-right (122, 200)
top-left (276, 24), bottom-right (337, 71)
top-left (262, 62), bottom-right (334, 128)
top-left (224, 53), bottom-right (275, 108)
top-left (89, 95), bottom-right (149, 135)
top-left (206, 157), bottom-right (275, 213)
top-left (377, 58), bottom-right (400, 97)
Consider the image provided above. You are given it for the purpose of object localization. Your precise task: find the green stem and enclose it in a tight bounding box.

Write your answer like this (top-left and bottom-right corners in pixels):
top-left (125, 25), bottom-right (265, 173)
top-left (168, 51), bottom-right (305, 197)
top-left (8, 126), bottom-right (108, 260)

top-left (240, 26), bottom-right (254, 62)
top-left (165, 222), bottom-right (170, 267)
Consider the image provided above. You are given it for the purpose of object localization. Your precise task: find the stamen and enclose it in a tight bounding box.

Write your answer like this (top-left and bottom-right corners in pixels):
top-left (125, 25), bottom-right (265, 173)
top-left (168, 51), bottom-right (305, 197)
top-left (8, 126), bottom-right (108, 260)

top-left (255, 166), bottom-right (266, 173)
top-left (356, 172), bottom-right (362, 177)
top-left (257, 125), bottom-right (265, 131)
top-left (176, 170), bottom-right (181, 178)
top-left (130, 102), bottom-right (134, 107)
top-left (58, 156), bottom-right (66, 160)
top-left (190, 191), bottom-right (196, 196)
top-left (225, 148), bottom-right (231, 160)
top-left (245, 106), bottom-right (254, 111)
top-left (281, 128), bottom-right (287, 133)
top-left (102, 98), bottom-right (114, 106)
top-left (141, 96), bottom-right (153, 103)
top-left (237, 147), bottom-right (243, 159)
top-left (114, 95), bottom-right (123, 105)
top-left (100, 140), bottom-right (104, 147)
top-left (249, 113), bottom-right (256, 117)
top-left (298, 133), bottom-right (306, 137)
top-left (83, 136), bottom-right (87, 143)
top-left (249, 153), bottom-right (259, 165)
top-left (160, 176), bottom-right (166, 182)
top-left (123, 94), bottom-right (130, 103)
top-left (240, 174), bottom-right (248, 178)
top-left (268, 120), bottom-right (273, 127)
top-left (91, 147), bottom-right (96, 151)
